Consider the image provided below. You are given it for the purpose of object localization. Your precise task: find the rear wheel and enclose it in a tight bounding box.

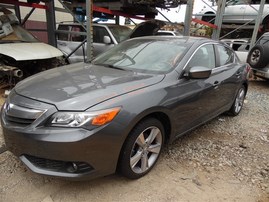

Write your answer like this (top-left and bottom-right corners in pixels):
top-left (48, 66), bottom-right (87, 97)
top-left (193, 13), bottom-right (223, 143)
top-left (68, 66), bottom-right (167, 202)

top-left (228, 86), bottom-right (246, 116)
top-left (119, 118), bottom-right (164, 179)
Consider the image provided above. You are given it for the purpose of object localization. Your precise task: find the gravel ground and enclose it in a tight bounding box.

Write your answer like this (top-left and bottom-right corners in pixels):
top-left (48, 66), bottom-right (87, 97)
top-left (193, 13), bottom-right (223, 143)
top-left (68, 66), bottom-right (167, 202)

top-left (166, 79), bottom-right (269, 187)
top-left (0, 79), bottom-right (269, 201)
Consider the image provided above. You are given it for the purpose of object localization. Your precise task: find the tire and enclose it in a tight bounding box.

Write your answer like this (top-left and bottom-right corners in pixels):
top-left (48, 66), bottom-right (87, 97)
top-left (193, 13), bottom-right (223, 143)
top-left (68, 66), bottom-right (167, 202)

top-left (228, 86), bottom-right (246, 116)
top-left (119, 118), bottom-right (164, 179)
top-left (247, 45), bottom-right (269, 69)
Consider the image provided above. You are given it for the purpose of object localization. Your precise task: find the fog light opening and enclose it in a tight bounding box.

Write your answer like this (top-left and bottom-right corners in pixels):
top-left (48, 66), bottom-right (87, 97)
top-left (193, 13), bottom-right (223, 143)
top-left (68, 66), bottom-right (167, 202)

top-left (66, 162), bottom-right (78, 173)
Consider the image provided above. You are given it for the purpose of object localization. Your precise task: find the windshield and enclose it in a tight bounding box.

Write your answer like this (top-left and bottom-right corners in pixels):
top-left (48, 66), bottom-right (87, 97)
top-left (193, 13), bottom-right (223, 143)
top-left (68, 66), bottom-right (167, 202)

top-left (93, 38), bottom-right (189, 74)
top-left (108, 25), bottom-right (132, 43)
top-left (0, 25), bottom-right (38, 43)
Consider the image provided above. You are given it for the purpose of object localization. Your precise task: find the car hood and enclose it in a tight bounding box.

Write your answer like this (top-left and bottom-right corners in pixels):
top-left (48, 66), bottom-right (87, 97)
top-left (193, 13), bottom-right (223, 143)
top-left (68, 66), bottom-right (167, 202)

top-left (0, 42), bottom-right (63, 61)
top-left (14, 63), bottom-right (165, 111)
top-left (128, 19), bottom-right (166, 39)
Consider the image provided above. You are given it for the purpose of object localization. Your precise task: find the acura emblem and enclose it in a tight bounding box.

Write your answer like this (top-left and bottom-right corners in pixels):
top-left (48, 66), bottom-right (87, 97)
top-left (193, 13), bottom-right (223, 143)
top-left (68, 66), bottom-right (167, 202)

top-left (5, 103), bottom-right (13, 114)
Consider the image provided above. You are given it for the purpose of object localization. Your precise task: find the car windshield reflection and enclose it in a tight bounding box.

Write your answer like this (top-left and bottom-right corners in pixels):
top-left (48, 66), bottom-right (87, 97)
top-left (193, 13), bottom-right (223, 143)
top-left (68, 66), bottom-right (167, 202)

top-left (93, 38), bottom-right (189, 74)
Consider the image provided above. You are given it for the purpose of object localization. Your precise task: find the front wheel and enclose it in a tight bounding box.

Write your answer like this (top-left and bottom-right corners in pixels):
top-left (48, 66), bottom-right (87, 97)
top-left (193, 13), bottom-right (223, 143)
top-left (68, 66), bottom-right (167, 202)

top-left (119, 118), bottom-right (164, 179)
top-left (228, 86), bottom-right (246, 116)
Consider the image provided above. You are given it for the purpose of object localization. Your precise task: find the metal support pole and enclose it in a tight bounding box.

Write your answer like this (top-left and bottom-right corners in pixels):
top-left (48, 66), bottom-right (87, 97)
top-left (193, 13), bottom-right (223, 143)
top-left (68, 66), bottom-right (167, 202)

top-left (14, 5), bottom-right (21, 24)
top-left (21, 7), bottom-right (35, 26)
top-left (158, 10), bottom-right (172, 23)
top-left (212, 0), bottom-right (226, 40)
top-left (86, 0), bottom-right (93, 63)
top-left (115, 15), bottom-right (120, 25)
top-left (184, 0), bottom-right (194, 36)
top-left (45, 1), bottom-right (57, 47)
top-left (249, 0), bottom-right (265, 49)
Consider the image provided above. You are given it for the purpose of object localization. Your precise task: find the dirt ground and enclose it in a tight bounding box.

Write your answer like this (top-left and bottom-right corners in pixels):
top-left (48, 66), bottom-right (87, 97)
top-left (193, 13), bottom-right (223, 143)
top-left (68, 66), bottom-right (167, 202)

top-left (0, 79), bottom-right (269, 202)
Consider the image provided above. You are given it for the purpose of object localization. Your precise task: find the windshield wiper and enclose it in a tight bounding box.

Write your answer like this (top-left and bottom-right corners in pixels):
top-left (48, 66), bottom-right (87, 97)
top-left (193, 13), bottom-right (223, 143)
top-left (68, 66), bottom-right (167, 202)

top-left (94, 63), bottom-right (131, 71)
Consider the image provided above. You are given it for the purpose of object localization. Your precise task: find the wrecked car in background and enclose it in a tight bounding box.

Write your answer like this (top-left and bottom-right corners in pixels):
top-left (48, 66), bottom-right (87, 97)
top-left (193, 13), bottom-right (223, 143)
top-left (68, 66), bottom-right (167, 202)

top-left (0, 8), bottom-right (65, 85)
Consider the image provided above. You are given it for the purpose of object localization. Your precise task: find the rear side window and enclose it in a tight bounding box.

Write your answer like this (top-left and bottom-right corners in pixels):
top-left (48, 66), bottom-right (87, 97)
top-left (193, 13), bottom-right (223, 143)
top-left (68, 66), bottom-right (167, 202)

top-left (70, 26), bottom-right (85, 42)
top-left (57, 25), bottom-right (69, 41)
top-left (216, 45), bottom-right (234, 66)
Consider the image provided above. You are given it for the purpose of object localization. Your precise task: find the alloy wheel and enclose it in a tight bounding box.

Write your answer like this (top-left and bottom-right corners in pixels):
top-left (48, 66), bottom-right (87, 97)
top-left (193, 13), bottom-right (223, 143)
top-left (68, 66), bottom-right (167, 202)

top-left (130, 126), bottom-right (162, 174)
top-left (234, 87), bottom-right (245, 114)
top-left (251, 49), bottom-right (261, 64)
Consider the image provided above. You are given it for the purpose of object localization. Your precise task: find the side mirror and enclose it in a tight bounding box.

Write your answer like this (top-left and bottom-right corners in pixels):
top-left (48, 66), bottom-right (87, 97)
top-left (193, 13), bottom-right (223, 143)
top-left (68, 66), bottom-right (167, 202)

top-left (188, 66), bottom-right (212, 79)
top-left (103, 36), bottom-right (111, 44)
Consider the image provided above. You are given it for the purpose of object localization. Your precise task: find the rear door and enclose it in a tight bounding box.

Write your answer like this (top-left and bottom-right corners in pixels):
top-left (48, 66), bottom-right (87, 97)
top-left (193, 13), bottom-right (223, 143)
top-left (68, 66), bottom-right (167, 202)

top-left (213, 44), bottom-right (243, 109)
top-left (173, 43), bottom-right (241, 136)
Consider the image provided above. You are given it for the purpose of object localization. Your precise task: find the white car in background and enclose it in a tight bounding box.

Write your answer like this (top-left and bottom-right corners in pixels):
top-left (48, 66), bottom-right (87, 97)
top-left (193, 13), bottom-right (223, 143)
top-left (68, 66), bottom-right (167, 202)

top-left (221, 38), bottom-right (250, 62)
top-left (0, 7), bottom-right (64, 81)
top-left (196, 0), bottom-right (269, 31)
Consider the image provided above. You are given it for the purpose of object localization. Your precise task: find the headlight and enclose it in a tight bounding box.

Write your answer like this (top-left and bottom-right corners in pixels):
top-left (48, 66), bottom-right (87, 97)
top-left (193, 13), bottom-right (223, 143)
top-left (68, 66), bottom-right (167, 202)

top-left (48, 107), bottom-right (120, 128)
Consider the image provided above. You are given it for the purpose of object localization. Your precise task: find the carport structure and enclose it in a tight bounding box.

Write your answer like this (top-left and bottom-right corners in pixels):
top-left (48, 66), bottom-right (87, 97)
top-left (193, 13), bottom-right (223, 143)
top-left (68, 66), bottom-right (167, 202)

top-left (0, 0), bottom-right (267, 62)
top-left (0, 0), bottom-right (197, 63)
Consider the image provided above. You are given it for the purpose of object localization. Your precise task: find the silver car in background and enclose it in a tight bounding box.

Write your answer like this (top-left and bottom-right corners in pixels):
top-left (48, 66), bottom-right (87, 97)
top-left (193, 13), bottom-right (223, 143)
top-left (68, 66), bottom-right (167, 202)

top-left (57, 20), bottom-right (167, 63)
top-left (57, 23), bottom-right (132, 63)
top-left (196, 0), bottom-right (269, 31)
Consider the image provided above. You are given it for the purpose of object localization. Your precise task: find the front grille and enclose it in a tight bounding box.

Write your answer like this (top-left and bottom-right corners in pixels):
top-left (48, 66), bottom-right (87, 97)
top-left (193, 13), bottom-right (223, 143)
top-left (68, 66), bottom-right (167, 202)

top-left (5, 115), bottom-right (36, 125)
top-left (3, 102), bottom-right (46, 127)
top-left (24, 155), bottom-right (93, 174)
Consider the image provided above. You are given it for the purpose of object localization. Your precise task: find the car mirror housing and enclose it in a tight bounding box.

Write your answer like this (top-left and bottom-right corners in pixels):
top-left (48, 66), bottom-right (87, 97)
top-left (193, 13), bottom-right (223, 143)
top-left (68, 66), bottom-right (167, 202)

top-left (103, 36), bottom-right (111, 44)
top-left (188, 66), bottom-right (212, 79)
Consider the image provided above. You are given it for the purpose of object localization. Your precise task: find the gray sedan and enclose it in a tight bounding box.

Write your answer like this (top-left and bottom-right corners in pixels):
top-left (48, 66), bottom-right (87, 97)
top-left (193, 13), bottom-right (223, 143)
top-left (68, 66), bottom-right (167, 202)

top-left (1, 36), bottom-right (250, 180)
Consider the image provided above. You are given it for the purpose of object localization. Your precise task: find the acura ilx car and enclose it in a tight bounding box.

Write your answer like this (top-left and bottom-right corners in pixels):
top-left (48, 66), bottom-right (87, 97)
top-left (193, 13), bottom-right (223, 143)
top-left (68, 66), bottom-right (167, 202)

top-left (1, 36), bottom-right (250, 180)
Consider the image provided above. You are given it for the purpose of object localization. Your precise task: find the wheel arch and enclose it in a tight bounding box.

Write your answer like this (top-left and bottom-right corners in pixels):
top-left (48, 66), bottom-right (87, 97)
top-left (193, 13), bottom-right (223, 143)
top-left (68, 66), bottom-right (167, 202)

top-left (201, 11), bottom-right (216, 21)
top-left (116, 109), bottom-right (173, 171)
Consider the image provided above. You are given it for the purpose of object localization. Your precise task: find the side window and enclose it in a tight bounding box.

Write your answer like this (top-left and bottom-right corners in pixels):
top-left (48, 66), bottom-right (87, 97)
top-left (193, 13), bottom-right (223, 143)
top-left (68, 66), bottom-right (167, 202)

top-left (57, 25), bottom-right (69, 41)
top-left (188, 44), bottom-right (216, 69)
top-left (93, 26), bottom-right (111, 43)
top-left (70, 26), bottom-right (85, 42)
top-left (216, 45), bottom-right (234, 66)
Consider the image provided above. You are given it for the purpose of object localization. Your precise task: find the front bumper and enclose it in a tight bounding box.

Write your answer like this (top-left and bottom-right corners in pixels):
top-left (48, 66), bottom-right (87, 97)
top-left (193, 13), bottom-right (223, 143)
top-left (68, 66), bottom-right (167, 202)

top-left (1, 92), bottom-right (126, 179)
top-left (2, 125), bottom-right (123, 179)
